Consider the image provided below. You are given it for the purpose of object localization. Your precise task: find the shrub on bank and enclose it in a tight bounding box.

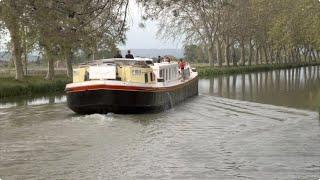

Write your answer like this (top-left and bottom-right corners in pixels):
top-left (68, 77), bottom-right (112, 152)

top-left (0, 76), bottom-right (70, 99)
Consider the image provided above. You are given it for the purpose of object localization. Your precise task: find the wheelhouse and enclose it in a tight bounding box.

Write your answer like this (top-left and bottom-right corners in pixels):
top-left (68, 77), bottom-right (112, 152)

top-left (152, 62), bottom-right (179, 83)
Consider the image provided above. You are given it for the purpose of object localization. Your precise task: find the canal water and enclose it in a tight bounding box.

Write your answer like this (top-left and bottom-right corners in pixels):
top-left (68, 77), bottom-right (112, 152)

top-left (0, 66), bottom-right (319, 179)
top-left (200, 65), bottom-right (320, 111)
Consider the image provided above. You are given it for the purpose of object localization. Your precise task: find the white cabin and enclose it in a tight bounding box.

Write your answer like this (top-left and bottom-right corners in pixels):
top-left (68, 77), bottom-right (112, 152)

top-left (73, 58), bottom-right (193, 86)
top-left (152, 62), bottom-right (179, 83)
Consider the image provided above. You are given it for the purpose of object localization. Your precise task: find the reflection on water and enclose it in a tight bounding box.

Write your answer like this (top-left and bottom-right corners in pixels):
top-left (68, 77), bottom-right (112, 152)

top-left (0, 95), bottom-right (66, 108)
top-left (200, 66), bottom-right (320, 110)
top-left (0, 102), bottom-right (17, 109)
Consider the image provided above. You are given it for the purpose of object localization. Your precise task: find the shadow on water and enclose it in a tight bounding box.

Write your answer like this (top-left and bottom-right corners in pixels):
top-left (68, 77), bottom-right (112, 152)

top-left (200, 65), bottom-right (320, 111)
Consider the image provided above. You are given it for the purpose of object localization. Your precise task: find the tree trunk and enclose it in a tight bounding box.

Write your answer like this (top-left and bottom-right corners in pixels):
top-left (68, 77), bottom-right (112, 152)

top-left (311, 48), bottom-right (316, 62)
top-left (307, 46), bottom-right (312, 62)
top-left (283, 46), bottom-right (287, 64)
top-left (295, 48), bottom-right (301, 63)
top-left (263, 46), bottom-right (269, 64)
top-left (10, 26), bottom-right (24, 80)
top-left (23, 53), bottom-right (28, 76)
top-left (22, 26), bottom-right (28, 76)
top-left (291, 48), bottom-right (297, 63)
top-left (208, 44), bottom-right (214, 67)
top-left (269, 47), bottom-right (274, 64)
top-left (291, 48), bottom-right (295, 63)
top-left (248, 40), bottom-right (253, 66)
top-left (287, 47), bottom-right (292, 63)
top-left (255, 46), bottom-right (259, 65)
top-left (303, 49), bottom-right (307, 62)
top-left (240, 38), bottom-right (245, 66)
top-left (232, 45), bottom-right (237, 66)
top-left (224, 38), bottom-right (230, 67)
top-left (259, 48), bottom-right (263, 65)
top-left (216, 39), bottom-right (222, 67)
top-left (46, 52), bottom-right (55, 80)
top-left (4, 1), bottom-right (24, 80)
top-left (276, 49), bottom-right (280, 64)
top-left (66, 49), bottom-right (73, 79)
top-left (92, 50), bottom-right (95, 61)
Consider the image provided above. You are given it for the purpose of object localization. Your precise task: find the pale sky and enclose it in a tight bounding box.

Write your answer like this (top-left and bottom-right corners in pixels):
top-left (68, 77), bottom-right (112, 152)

top-left (120, 1), bottom-right (182, 49)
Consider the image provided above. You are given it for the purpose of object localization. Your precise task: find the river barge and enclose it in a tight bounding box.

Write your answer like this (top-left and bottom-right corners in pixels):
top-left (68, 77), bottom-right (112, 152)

top-left (65, 58), bottom-right (198, 114)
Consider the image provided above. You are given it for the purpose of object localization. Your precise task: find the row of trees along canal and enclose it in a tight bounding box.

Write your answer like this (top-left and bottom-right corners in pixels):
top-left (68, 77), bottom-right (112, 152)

top-left (0, 0), bottom-right (129, 80)
top-left (138, 0), bottom-right (320, 66)
top-left (1, 0), bottom-right (320, 81)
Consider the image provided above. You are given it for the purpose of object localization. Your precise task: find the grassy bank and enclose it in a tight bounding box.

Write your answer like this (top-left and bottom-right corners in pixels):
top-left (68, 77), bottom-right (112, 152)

top-left (196, 62), bottom-right (320, 77)
top-left (0, 76), bottom-right (70, 99)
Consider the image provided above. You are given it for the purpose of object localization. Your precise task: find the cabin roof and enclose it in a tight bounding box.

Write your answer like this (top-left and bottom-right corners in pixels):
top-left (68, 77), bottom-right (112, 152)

top-left (81, 58), bottom-right (153, 66)
top-left (80, 58), bottom-right (178, 69)
top-left (152, 62), bottom-right (178, 69)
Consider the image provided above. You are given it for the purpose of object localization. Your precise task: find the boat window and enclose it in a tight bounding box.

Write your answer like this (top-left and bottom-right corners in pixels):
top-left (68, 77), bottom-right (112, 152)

top-left (145, 73), bottom-right (148, 83)
top-left (175, 68), bottom-right (177, 78)
top-left (159, 69), bottom-right (164, 78)
top-left (165, 69), bottom-right (168, 81)
top-left (145, 60), bottom-right (153, 65)
top-left (172, 70), bottom-right (174, 80)
top-left (150, 72), bottom-right (153, 81)
top-left (172, 68), bottom-right (174, 79)
top-left (173, 68), bottom-right (175, 79)
top-left (176, 67), bottom-right (179, 78)
top-left (132, 69), bottom-right (141, 76)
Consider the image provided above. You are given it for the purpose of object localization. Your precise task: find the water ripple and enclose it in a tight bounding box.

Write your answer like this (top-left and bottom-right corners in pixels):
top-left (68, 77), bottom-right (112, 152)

top-left (0, 95), bottom-right (319, 179)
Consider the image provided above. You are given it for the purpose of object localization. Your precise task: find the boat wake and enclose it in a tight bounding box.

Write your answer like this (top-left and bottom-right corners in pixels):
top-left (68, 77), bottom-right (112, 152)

top-left (0, 93), bottom-right (319, 179)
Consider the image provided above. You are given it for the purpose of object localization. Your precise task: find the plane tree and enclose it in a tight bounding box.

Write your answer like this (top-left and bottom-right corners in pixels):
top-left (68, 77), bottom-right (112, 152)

top-left (0, 0), bottom-right (30, 80)
top-left (0, 0), bottom-right (129, 80)
top-left (138, 0), bottom-right (229, 67)
top-left (30, 0), bottom-right (129, 80)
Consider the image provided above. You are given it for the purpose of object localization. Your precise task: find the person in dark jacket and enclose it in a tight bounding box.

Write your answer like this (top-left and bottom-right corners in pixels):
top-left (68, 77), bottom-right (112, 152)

top-left (157, 56), bottom-right (161, 63)
top-left (125, 50), bottom-right (134, 59)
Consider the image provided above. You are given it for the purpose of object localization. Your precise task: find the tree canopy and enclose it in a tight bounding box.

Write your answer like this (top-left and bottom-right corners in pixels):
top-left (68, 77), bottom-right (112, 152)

top-left (139, 0), bottom-right (320, 66)
top-left (0, 0), bottom-right (129, 80)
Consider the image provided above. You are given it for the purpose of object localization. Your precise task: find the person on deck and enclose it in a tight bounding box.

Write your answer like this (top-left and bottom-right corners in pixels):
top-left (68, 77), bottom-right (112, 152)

top-left (114, 50), bottom-right (123, 58)
top-left (179, 59), bottom-right (186, 80)
top-left (125, 50), bottom-right (134, 59)
top-left (179, 59), bottom-right (185, 70)
top-left (164, 56), bottom-right (171, 63)
top-left (157, 56), bottom-right (161, 63)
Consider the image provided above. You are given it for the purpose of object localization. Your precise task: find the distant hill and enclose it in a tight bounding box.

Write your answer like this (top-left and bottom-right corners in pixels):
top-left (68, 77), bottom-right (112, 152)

top-left (121, 49), bottom-right (184, 59)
